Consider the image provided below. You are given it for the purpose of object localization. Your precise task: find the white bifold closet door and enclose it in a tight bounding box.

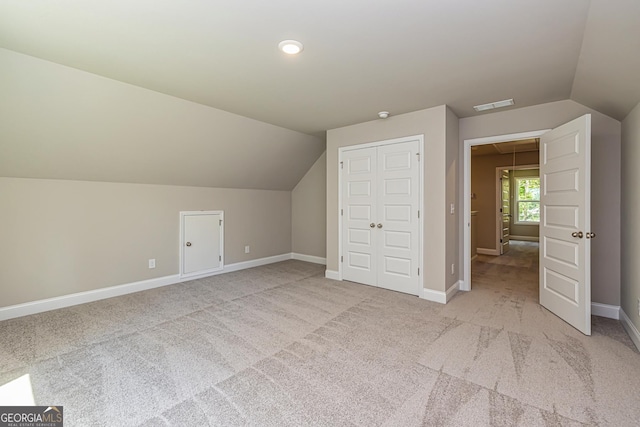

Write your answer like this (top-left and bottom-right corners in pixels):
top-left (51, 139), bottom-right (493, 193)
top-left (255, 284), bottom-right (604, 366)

top-left (341, 139), bottom-right (420, 296)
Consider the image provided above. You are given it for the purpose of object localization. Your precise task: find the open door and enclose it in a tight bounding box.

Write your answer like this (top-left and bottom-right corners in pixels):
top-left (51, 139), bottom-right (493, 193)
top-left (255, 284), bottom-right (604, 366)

top-left (500, 169), bottom-right (511, 254)
top-left (539, 114), bottom-right (591, 335)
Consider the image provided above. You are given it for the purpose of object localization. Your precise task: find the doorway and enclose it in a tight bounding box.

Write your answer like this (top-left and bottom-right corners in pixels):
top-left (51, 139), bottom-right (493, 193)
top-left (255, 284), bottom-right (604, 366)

top-left (462, 115), bottom-right (593, 335)
top-left (469, 140), bottom-right (541, 297)
top-left (463, 130), bottom-right (548, 293)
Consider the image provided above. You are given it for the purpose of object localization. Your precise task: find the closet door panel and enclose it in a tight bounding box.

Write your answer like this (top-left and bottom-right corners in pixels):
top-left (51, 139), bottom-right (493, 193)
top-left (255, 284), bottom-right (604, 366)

top-left (341, 147), bottom-right (377, 286)
top-left (377, 141), bottom-right (420, 294)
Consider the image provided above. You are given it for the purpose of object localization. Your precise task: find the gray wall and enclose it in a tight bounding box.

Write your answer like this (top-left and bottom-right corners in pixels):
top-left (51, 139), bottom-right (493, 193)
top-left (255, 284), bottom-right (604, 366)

top-left (460, 99), bottom-right (622, 306)
top-left (292, 152), bottom-right (327, 259)
top-left (0, 47), bottom-right (327, 311)
top-left (0, 178), bottom-right (292, 308)
top-left (326, 105), bottom-right (459, 294)
top-left (446, 108), bottom-right (460, 286)
top-left (621, 100), bottom-right (640, 332)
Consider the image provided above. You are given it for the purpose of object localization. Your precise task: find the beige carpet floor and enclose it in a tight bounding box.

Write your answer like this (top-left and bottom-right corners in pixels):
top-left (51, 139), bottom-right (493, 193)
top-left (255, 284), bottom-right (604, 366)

top-left (0, 247), bottom-right (638, 426)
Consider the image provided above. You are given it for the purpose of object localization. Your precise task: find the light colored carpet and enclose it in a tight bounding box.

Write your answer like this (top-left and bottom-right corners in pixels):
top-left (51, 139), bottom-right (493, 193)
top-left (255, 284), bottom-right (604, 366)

top-left (0, 249), bottom-right (638, 426)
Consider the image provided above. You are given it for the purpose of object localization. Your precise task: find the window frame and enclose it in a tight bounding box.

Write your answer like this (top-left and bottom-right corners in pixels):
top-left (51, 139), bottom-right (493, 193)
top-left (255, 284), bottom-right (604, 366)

top-left (514, 176), bottom-right (540, 225)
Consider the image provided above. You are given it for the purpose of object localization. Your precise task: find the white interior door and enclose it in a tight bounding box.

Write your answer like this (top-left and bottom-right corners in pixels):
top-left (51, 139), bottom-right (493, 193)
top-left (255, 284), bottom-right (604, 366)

top-left (341, 138), bottom-right (421, 295)
top-left (377, 141), bottom-right (420, 294)
top-left (181, 211), bottom-right (223, 277)
top-left (342, 147), bottom-right (378, 286)
top-left (539, 114), bottom-right (591, 335)
top-left (500, 169), bottom-right (511, 254)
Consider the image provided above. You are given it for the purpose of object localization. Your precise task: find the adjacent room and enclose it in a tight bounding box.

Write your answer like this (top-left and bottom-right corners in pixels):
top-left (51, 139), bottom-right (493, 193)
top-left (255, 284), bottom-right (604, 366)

top-left (1, 1), bottom-right (640, 426)
top-left (470, 139), bottom-right (540, 295)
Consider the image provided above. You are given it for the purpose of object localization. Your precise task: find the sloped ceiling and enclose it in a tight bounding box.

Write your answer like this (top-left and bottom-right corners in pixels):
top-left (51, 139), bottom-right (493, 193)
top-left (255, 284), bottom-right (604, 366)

top-left (0, 1), bottom-right (639, 190)
top-left (570, 0), bottom-right (640, 120)
top-left (1, 0), bottom-right (639, 136)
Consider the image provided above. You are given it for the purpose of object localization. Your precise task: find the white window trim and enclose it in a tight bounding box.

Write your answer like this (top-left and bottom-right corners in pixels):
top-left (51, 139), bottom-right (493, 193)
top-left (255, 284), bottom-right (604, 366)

top-left (514, 176), bottom-right (540, 225)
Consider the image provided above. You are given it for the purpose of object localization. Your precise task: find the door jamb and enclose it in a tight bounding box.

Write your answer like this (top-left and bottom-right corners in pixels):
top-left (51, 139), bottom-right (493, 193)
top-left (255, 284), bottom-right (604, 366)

top-left (461, 130), bottom-right (549, 292)
top-left (338, 134), bottom-right (425, 296)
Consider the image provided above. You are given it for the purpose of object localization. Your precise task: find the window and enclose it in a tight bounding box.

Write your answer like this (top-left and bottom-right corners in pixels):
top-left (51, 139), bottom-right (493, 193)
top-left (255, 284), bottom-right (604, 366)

top-left (515, 177), bottom-right (540, 223)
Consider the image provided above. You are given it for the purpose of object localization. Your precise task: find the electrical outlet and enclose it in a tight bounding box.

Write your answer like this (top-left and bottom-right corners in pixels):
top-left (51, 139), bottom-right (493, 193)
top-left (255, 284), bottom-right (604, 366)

top-left (244, 245), bottom-right (250, 254)
top-left (148, 259), bottom-right (156, 269)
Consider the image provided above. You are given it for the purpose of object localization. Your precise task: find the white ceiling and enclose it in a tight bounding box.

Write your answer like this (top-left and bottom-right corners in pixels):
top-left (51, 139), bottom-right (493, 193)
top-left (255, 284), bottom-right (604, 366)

top-left (1, 0), bottom-right (639, 135)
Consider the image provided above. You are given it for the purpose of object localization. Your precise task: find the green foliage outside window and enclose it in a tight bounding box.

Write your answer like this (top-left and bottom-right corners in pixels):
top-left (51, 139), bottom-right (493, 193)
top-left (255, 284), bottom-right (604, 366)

top-left (516, 178), bottom-right (540, 222)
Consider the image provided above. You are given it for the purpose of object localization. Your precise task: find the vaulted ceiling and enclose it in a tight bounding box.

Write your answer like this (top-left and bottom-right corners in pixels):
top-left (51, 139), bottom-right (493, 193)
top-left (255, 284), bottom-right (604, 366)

top-left (1, 0), bottom-right (639, 136)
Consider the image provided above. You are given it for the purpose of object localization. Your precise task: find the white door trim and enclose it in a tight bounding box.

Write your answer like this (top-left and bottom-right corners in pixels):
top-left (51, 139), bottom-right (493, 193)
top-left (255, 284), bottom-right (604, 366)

top-left (462, 130), bottom-right (550, 291)
top-left (338, 134), bottom-right (424, 296)
top-left (179, 210), bottom-right (224, 279)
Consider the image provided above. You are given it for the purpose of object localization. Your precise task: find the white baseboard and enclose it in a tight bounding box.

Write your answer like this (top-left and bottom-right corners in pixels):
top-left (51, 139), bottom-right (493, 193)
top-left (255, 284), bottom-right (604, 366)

top-left (421, 281), bottom-right (465, 304)
top-left (325, 270), bottom-right (340, 280)
top-left (292, 253), bottom-right (327, 265)
top-left (509, 236), bottom-right (539, 242)
top-left (447, 281), bottom-right (461, 302)
top-left (477, 248), bottom-right (500, 256)
top-left (422, 288), bottom-right (446, 304)
top-left (179, 267), bottom-right (224, 281)
top-left (620, 309), bottom-right (640, 352)
top-left (0, 252), bottom-right (297, 322)
top-left (0, 274), bottom-right (181, 322)
top-left (591, 302), bottom-right (620, 320)
top-left (224, 253), bottom-right (291, 273)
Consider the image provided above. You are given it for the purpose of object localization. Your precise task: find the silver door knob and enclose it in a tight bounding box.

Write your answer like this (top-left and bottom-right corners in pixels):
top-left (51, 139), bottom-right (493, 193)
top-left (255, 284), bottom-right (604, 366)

top-left (586, 232), bottom-right (596, 239)
top-left (377, 223), bottom-right (383, 228)
top-left (571, 231), bottom-right (583, 238)
top-left (370, 223), bottom-right (375, 228)
top-left (186, 242), bottom-right (192, 246)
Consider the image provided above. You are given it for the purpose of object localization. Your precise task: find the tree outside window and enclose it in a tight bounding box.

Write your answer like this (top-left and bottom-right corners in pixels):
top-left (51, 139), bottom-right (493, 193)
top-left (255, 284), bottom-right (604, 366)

top-left (515, 177), bottom-right (540, 223)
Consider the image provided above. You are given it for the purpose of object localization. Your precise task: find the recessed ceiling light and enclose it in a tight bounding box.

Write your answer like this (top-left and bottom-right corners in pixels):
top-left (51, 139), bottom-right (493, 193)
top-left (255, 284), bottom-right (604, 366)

top-left (278, 40), bottom-right (303, 55)
top-left (473, 98), bottom-right (514, 112)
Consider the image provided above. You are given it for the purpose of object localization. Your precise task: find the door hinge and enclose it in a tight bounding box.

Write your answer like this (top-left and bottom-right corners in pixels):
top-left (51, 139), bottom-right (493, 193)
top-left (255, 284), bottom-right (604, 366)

top-left (219, 255), bottom-right (222, 261)
top-left (499, 208), bottom-right (503, 213)
top-left (341, 209), bottom-right (343, 216)
top-left (219, 219), bottom-right (222, 226)
top-left (418, 210), bottom-right (420, 218)
top-left (340, 161), bottom-right (344, 169)
top-left (418, 267), bottom-right (420, 275)
top-left (417, 152), bottom-right (420, 162)
top-left (341, 256), bottom-right (343, 263)
top-left (500, 239), bottom-right (503, 243)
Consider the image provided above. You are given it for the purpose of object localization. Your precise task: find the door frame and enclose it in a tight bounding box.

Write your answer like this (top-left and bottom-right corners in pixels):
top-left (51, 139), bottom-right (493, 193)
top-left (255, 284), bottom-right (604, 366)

top-left (461, 130), bottom-right (549, 291)
top-left (338, 134), bottom-right (424, 296)
top-left (494, 164), bottom-right (539, 254)
top-left (179, 210), bottom-right (224, 279)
